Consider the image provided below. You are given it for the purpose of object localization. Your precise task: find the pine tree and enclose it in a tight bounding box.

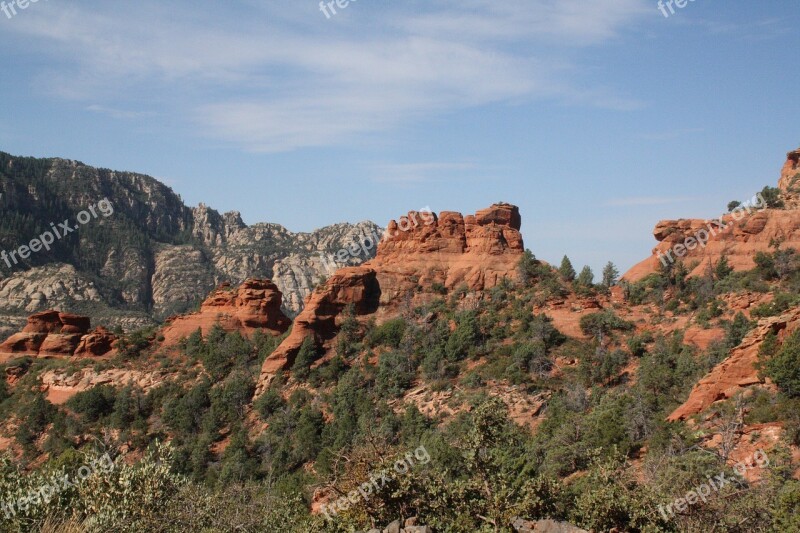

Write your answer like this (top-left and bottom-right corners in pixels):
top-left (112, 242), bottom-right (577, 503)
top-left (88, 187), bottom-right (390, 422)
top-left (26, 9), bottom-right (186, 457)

top-left (576, 266), bottom-right (594, 287)
top-left (559, 256), bottom-right (576, 282)
top-left (602, 262), bottom-right (620, 288)
top-left (715, 256), bottom-right (733, 280)
top-left (291, 337), bottom-right (318, 380)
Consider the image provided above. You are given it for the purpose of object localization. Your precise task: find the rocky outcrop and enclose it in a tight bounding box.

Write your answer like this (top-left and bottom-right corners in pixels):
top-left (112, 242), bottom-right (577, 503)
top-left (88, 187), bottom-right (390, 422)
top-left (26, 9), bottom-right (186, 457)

top-left (366, 203), bottom-right (524, 305)
top-left (257, 268), bottom-right (380, 390)
top-left (256, 204), bottom-right (523, 391)
top-left (0, 310), bottom-right (117, 359)
top-left (625, 148), bottom-right (800, 282)
top-left (160, 279), bottom-right (291, 347)
top-left (779, 148), bottom-right (800, 194)
top-left (668, 308), bottom-right (800, 421)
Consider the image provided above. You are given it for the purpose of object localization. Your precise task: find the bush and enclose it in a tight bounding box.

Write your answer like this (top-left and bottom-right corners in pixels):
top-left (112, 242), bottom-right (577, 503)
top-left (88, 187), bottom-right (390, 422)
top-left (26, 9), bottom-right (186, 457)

top-left (254, 388), bottom-right (285, 419)
top-left (579, 311), bottom-right (634, 338)
top-left (760, 186), bottom-right (784, 209)
top-left (15, 392), bottom-right (59, 449)
top-left (445, 311), bottom-right (481, 361)
top-left (764, 330), bottom-right (800, 397)
top-left (375, 351), bottom-right (415, 398)
top-left (67, 385), bottom-right (117, 423)
top-left (367, 318), bottom-right (407, 349)
top-left (751, 293), bottom-right (800, 319)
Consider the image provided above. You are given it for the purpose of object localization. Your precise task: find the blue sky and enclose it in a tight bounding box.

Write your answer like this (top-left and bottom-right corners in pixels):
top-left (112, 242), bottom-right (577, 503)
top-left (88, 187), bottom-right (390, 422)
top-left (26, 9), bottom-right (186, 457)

top-left (0, 0), bottom-right (797, 275)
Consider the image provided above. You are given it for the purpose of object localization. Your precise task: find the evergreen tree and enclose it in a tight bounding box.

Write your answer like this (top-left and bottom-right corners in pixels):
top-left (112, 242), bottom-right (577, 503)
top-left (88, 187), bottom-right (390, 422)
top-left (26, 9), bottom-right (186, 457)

top-left (576, 266), bottom-right (594, 287)
top-left (715, 256), bottom-right (733, 280)
top-left (559, 255), bottom-right (576, 282)
top-left (601, 262), bottom-right (620, 288)
top-left (291, 337), bottom-right (318, 380)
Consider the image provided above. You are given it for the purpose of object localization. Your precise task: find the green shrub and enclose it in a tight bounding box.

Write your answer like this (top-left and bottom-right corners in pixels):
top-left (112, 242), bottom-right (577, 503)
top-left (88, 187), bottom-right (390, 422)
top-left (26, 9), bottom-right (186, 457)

top-left (764, 330), bottom-right (800, 397)
top-left (579, 311), bottom-right (634, 338)
top-left (290, 337), bottom-right (318, 381)
top-left (375, 351), bottom-right (415, 398)
top-left (254, 389), bottom-right (285, 419)
top-left (67, 385), bottom-right (117, 423)
top-left (367, 318), bottom-right (407, 349)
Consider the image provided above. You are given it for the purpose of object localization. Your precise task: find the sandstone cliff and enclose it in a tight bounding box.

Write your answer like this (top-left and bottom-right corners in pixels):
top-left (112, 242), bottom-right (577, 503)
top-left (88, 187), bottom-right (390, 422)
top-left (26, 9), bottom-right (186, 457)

top-left (256, 204), bottom-right (523, 391)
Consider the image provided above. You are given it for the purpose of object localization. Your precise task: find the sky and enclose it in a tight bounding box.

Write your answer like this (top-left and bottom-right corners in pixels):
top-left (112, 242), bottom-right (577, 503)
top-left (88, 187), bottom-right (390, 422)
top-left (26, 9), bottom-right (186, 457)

top-left (0, 0), bottom-right (798, 275)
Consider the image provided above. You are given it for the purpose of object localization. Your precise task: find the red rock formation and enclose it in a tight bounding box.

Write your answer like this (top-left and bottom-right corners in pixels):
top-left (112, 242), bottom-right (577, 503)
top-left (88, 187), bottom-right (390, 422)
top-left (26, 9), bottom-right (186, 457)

top-left (368, 203), bottom-right (524, 305)
top-left (75, 327), bottom-right (117, 356)
top-left (256, 204), bottom-right (524, 392)
top-left (779, 148), bottom-right (800, 193)
top-left (668, 308), bottom-right (800, 421)
top-left (257, 267), bottom-right (380, 391)
top-left (625, 148), bottom-right (800, 282)
top-left (0, 311), bottom-right (117, 359)
top-left (160, 279), bottom-right (291, 347)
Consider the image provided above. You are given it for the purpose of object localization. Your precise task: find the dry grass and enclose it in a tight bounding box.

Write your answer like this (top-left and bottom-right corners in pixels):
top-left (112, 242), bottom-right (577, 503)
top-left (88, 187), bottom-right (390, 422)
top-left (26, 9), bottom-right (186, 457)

top-left (38, 516), bottom-right (85, 533)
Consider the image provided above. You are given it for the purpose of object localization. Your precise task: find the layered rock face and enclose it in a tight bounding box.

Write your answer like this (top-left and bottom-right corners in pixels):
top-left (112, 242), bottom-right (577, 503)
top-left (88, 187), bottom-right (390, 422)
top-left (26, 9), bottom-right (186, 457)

top-left (668, 308), bottom-right (800, 421)
top-left (160, 279), bottom-right (291, 347)
top-left (256, 204), bottom-right (523, 391)
top-left (366, 203), bottom-right (524, 304)
top-left (0, 310), bottom-right (117, 359)
top-left (625, 148), bottom-right (800, 282)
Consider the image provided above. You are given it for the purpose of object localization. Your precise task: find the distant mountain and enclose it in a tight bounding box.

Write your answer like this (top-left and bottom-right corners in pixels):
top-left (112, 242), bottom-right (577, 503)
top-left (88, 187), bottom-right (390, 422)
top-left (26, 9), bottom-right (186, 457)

top-left (0, 151), bottom-right (380, 335)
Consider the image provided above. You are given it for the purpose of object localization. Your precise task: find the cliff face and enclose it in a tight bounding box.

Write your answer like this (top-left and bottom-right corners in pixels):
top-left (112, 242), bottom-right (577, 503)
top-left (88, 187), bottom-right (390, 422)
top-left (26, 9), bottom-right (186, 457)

top-left (366, 203), bottom-right (524, 304)
top-left (256, 203), bottom-right (524, 391)
top-left (625, 148), bottom-right (800, 282)
top-left (0, 152), bottom-right (380, 336)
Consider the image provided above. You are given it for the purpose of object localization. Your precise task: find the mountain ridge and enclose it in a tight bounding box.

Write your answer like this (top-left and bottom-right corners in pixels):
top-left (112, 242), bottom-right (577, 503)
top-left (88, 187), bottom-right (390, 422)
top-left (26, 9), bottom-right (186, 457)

top-left (0, 150), bottom-right (380, 336)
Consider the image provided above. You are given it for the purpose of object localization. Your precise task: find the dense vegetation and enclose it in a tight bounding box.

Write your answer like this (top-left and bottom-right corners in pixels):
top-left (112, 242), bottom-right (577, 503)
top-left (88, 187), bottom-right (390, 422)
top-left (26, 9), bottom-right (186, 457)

top-left (0, 247), bottom-right (799, 530)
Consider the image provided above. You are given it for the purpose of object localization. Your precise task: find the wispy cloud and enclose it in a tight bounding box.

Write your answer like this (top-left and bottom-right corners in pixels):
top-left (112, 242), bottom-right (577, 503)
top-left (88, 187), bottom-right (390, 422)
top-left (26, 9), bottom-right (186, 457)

top-left (2, 0), bottom-right (650, 152)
